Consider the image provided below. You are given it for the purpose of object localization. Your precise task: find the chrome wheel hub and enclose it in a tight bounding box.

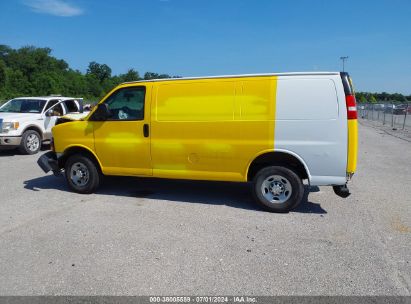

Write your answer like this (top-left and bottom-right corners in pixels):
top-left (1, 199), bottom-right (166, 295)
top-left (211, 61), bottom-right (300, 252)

top-left (70, 162), bottom-right (90, 187)
top-left (271, 182), bottom-right (284, 195)
top-left (261, 175), bottom-right (292, 204)
top-left (26, 134), bottom-right (40, 151)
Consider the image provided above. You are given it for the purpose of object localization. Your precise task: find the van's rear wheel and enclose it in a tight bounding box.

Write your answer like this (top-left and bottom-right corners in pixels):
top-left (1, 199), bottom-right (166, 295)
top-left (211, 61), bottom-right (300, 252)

top-left (65, 154), bottom-right (100, 194)
top-left (253, 166), bottom-right (304, 212)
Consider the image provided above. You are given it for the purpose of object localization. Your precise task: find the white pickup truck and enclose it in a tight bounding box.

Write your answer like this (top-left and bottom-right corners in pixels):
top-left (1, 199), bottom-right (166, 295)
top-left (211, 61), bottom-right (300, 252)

top-left (0, 96), bottom-right (87, 154)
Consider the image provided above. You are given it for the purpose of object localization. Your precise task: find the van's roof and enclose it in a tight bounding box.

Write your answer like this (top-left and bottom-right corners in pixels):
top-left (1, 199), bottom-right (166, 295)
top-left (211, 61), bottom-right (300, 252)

top-left (122, 72), bottom-right (341, 84)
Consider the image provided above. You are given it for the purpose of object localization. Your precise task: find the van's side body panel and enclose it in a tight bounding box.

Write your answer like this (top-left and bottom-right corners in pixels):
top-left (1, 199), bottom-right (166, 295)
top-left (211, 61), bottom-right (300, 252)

top-left (150, 77), bottom-right (277, 181)
top-left (274, 75), bottom-right (348, 185)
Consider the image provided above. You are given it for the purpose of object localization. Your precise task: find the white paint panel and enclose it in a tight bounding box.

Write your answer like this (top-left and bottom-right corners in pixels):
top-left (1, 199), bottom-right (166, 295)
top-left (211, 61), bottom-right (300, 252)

top-left (276, 79), bottom-right (338, 120)
top-left (275, 76), bottom-right (348, 185)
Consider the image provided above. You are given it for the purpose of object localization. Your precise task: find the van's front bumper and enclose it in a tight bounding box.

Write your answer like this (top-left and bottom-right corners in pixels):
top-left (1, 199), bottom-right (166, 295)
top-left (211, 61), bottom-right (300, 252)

top-left (0, 136), bottom-right (22, 147)
top-left (37, 151), bottom-right (61, 175)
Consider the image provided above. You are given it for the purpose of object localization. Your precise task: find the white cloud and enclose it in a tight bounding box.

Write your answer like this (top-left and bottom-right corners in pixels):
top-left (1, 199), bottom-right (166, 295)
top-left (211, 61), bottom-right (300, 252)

top-left (24, 0), bottom-right (84, 17)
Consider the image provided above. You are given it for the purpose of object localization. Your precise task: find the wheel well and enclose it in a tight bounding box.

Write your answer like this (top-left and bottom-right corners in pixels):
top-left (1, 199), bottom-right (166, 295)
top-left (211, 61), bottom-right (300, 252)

top-left (23, 126), bottom-right (43, 140)
top-left (247, 152), bottom-right (309, 181)
top-left (59, 147), bottom-right (101, 172)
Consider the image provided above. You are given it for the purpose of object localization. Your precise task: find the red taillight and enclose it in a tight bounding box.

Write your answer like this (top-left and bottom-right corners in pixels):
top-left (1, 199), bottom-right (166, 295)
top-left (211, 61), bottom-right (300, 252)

top-left (346, 95), bottom-right (357, 119)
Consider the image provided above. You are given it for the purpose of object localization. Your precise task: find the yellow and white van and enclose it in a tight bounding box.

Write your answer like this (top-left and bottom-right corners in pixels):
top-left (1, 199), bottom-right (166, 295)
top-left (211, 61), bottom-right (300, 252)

top-left (38, 72), bottom-right (358, 212)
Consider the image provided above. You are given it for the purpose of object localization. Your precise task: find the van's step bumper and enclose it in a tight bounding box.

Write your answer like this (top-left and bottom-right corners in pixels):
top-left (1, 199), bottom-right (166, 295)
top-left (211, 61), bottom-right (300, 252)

top-left (37, 151), bottom-right (61, 175)
top-left (333, 184), bottom-right (351, 198)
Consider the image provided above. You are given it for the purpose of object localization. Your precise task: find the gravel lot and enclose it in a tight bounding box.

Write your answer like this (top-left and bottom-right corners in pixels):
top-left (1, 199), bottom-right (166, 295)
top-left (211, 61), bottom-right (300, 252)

top-left (0, 122), bottom-right (410, 296)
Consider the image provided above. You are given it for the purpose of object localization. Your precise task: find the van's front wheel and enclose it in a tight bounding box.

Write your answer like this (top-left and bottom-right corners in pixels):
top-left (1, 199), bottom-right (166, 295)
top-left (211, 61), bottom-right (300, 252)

top-left (253, 166), bottom-right (304, 212)
top-left (65, 154), bottom-right (100, 194)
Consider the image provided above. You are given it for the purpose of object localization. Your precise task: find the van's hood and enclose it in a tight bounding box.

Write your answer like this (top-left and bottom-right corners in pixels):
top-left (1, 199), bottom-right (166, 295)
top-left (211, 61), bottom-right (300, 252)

top-left (0, 113), bottom-right (41, 122)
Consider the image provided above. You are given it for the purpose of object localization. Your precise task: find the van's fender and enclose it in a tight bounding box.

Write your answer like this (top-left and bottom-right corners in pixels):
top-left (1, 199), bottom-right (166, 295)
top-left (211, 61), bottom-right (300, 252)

top-left (60, 144), bottom-right (103, 171)
top-left (245, 148), bottom-right (312, 183)
top-left (274, 148), bottom-right (311, 178)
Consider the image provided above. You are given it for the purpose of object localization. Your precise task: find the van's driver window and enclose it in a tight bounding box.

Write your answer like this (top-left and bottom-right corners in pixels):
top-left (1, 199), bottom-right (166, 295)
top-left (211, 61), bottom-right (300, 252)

top-left (104, 87), bottom-right (145, 121)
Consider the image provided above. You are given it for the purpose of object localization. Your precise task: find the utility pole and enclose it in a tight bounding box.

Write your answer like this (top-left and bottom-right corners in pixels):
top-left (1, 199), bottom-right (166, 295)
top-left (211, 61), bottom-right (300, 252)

top-left (340, 56), bottom-right (349, 72)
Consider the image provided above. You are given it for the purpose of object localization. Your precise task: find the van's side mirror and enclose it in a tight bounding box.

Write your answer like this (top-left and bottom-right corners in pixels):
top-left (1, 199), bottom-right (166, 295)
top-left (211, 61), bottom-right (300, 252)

top-left (91, 103), bottom-right (111, 121)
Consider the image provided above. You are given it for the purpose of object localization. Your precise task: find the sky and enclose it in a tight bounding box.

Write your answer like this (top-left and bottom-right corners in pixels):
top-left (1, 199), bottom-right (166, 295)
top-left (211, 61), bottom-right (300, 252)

top-left (0, 0), bottom-right (410, 94)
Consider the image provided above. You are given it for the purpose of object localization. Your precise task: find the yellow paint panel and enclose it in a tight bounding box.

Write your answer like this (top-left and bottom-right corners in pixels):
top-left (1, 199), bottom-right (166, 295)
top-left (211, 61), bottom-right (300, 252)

top-left (54, 76), bottom-right (279, 182)
top-left (238, 79), bottom-right (277, 121)
top-left (238, 78), bottom-right (277, 150)
top-left (347, 119), bottom-right (358, 173)
top-left (156, 81), bottom-right (235, 121)
top-left (53, 120), bottom-right (94, 153)
top-left (54, 83), bottom-right (152, 176)
top-left (151, 77), bottom-right (277, 181)
top-left (93, 121), bottom-right (151, 175)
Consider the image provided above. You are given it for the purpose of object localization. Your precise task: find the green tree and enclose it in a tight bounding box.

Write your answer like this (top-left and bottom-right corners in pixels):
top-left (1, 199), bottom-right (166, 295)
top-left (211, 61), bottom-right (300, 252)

top-left (32, 74), bottom-right (59, 95)
top-left (7, 70), bottom-right (32, 96)
top-left (144, 72), bottom-right (171, 80)
top-left (87, 61), bottom-right (112, 83)
top-left (359, 95), bottom-right (367, 103)
top-left (390, 93), bottom-right (403, 102)
top-left (121, 69), bottom-right (140, 82)
top-left (0, 59), bottom-right (6, 90)
top-left (85, 74), bottom-right (102, 98)
top-left (0, 45), bottom-right (12, 61)
top-left (0, 45), bottom-right (184, 101)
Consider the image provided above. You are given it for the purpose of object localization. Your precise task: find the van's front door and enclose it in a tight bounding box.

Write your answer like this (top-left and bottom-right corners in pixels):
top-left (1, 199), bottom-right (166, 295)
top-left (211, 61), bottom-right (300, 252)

top-left (91, 85), bottom-right (152, 176)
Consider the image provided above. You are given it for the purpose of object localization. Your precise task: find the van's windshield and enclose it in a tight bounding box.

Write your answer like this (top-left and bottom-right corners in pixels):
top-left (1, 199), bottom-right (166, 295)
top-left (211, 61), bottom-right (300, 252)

top-left (0, 99), bottom-right (47, 113)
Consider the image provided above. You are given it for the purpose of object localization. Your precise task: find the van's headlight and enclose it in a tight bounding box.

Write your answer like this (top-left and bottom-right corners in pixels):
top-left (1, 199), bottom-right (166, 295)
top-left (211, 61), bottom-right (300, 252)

top-left (2, 121), bottom-right (20, 132)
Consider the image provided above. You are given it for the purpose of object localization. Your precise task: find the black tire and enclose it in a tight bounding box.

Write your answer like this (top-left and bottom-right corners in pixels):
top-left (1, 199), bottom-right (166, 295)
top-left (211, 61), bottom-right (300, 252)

top-left (19, 130), bottom-right (41, 155)
top-left (65, 154), bottom-right (100, 194)
top-left (252, 166), bottom-right (304, 213)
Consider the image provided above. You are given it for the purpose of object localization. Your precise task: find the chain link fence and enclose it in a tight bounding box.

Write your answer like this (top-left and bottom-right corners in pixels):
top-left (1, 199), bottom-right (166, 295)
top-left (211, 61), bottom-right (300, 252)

top-left (358, 102), bottom-right (411, 130)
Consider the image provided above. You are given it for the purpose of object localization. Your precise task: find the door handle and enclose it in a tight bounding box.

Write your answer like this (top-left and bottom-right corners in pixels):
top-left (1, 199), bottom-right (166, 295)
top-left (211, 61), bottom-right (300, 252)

top-left (143, 124), bottom-right (149, 137)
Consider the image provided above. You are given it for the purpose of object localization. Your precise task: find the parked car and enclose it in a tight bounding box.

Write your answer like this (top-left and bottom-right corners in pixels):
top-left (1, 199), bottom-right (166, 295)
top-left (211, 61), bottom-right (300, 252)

top-left (393, 104), bottom-right (407, 115)
top-left (383, 104), bottom-right (394, 113)
top-left (383, 104), bottom-right (407, 114)
top-left (373, 104), bottom-right (385, 111)
top-left (38, 72), bottom-right (358, 213)
top-left (0, 96), bottom-right (87, 154)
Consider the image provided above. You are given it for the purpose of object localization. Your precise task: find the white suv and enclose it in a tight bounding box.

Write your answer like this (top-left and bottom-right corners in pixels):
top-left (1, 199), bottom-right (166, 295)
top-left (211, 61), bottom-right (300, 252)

top-left (0, 96), bottom-right (86, 154)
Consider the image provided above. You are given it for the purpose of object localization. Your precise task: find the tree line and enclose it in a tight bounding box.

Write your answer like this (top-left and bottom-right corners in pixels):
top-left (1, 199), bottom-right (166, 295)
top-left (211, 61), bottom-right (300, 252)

top-left (355, 92), bottom-right (410, 104)
top-left (0, 45), bottom-right (409, 104)
top-left (0, 45), bottom-right (178, 103)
